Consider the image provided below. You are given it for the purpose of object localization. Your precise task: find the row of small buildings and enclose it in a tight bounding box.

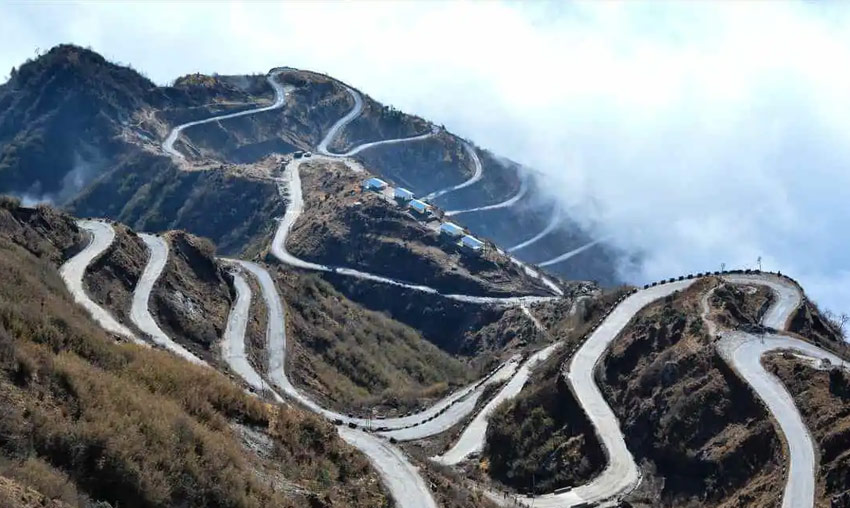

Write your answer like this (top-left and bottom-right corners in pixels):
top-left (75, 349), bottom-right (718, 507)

top-left (362, 177), bottom-right (485, 253)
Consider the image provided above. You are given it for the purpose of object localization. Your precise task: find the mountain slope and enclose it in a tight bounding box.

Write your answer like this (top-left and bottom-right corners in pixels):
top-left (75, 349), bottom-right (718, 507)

top-left (0, 45), bottom-right (622, 286)
top-left (0, 199), bottom-right (388, 508)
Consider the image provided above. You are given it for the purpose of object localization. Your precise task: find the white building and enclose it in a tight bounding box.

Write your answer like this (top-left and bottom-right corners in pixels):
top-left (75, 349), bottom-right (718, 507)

top-left (461, 235), bottom-right (485, 253)
top-left (409, 199), bottom-right (432, 215)
top-left (362, 177), bottom-right (388, 191)
top-left (394, 187), bottom-right (415, 201)
top-left (440, 222), bottom-right (464, 238)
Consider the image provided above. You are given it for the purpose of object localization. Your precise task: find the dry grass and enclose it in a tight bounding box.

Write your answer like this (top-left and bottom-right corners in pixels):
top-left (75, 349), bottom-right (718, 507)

top-left (602, 280), bottom-right (783, 507)
top-left (0, 204), bottom-right (387, 508)
top-left (764, 354), bottom-right (850, 506)
top-left (276, 268), bottom-right (475, 415)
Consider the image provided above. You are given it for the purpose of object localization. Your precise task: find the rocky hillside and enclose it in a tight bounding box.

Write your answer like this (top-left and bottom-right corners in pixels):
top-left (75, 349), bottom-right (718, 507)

top-left (603, 279), bottom-right (783, 507)
top-left (287, 157), bottom-right (554, 297)
top-left (0, 199), bottom-right (388, 508)
top-left (0, 45), bottom-right (622, 286)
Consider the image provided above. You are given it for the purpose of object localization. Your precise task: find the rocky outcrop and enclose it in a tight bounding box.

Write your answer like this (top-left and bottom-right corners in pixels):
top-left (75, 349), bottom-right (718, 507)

top-left (602, 281), bottom-right (784, 507)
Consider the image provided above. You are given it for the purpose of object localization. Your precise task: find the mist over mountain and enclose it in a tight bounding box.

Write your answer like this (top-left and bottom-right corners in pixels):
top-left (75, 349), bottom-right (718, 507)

top-left (1, 1), bottom-right (846, 316)
top-left (2, 5), bottom-right (850, 508)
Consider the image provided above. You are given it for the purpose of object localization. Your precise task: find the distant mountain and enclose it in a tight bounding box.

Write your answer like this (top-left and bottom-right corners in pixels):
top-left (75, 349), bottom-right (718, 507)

top-left (0, 44), bottom-right (621, 286)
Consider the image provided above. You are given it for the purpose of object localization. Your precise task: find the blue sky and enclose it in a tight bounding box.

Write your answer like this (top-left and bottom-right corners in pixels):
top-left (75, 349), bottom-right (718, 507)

top-left (2, 1), bottom-right (849, 320)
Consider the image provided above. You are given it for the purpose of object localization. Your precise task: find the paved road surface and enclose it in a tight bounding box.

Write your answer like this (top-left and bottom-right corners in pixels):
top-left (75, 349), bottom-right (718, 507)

top-left (424, 143), bottom-right (484, 201)
top-left (233, 259), bottom-right (445, 508)
top-left (317, 85), bottom-right (435, 157)
top-left (162, 70), bottom-right (289, 160)
top-left (270, 157), bottom-right (557, 306)
top-left (338, 426), bottom-right (438, 508)
top-left (446, 174), bottom-right (528, 217)
top-left (508, 212), bottom-right (560, 253)
top-left (130, 234), bottom-right (204, 364)
top-left (716, 332), bottom-right (835, 508)
top-left (435, 340), bottom-right (561, 465)
top-left (722, 273), bottom-right (800, 329)
top-left (59, 220), bottom-right (141, 343)
top-left (513, 280), bottom-right (696, 508)
top-left (712, 273), bottom-right (829, 508)
top-left (220, 269), bottom-right (284, 402)
top-left (538, 238), bottom-right (607, 268)
top-left (231, 259), bottom-right (524, 433)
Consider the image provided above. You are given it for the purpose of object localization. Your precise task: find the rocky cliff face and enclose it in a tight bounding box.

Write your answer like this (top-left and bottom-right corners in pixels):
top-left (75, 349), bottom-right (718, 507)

top-left (603, 280), bottom-right (783, 507)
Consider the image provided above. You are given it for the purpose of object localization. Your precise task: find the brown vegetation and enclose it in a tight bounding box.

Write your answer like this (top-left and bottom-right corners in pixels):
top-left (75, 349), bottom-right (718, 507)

top-left (287, 158), bottom-right (551, 297)
top-left (603, 280), bottom-right (783, 507)
top-left (0, 203), bottom-right (387, 507)
top-left (83, 222), bottom-right (146, 333)
top-left (327, 94), bottom-right (431, 153)
top-left (274, 267), bottom-right (475, 415)
top-left (150, 231), bottom-right (232, 357)
top-left (764, 354), bottom-right (850, 507)
top-left (481, 289), bottom-right (624, 494)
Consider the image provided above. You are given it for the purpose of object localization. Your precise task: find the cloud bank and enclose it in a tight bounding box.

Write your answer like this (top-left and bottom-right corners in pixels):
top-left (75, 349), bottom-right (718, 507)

top-left (1, 1), bottom-right (848, 316)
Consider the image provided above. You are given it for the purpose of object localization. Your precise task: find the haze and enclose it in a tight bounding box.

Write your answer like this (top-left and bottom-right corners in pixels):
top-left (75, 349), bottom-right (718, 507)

top-left (2, 0), bottom-right (848, 317)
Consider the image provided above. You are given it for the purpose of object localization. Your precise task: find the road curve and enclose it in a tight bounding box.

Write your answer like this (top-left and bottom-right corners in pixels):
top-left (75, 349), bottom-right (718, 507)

top-left (220, 268), bottom-right (284, 402)
top-left (59, 220), bottom-right (141, 343)
top-left (445, 174), bottom-right (528, 217)
top-left (130, 234), bottom-right (205, 364)
top-left (538, 237), bottom-right (607, 268)
top-left (507, 212), bottom-right (560, 253)
top-left (270, 156), bottom-right (556, 306)
top-left (233, 259), bottom-right (440, 507)
top-left (230, 259), bottom-right (522, 433)
top-left (338, 426), bottom-right (438, 508)
top-left (722, 273), bottom-right (800, 330)
top-left (424, 143), bottom-right (484, 201)
top-left (716, 332), bottom-right (832, 508)
top-left (434, 341), bottom-right (561, 465)
top-left (519, 280), bottom-right (696, 508)
top-left (711, 273), bottom-right (834, 508)
top-left (162, 70), bottom-right (289, 160)
top-left (317, 85), bottom-right (435, 157)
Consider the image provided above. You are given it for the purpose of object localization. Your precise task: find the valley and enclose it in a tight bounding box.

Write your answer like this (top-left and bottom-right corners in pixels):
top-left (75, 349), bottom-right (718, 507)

top-left (0, 44), bottom-right (848, 508)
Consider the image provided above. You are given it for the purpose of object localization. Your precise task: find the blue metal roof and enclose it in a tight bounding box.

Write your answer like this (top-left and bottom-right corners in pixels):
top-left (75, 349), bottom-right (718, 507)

top-left (364, 177), bottom-right (387, 188)
top-left (461, 235), bottom-right (484, 248)
top-left (440, 222), bottom-right (464, 235)
top-left (409, 199), bottom-right (430, 212)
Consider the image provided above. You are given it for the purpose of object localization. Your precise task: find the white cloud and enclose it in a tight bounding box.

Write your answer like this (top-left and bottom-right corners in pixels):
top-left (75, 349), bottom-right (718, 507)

top-left (1, 0), bottom-right (849, 316)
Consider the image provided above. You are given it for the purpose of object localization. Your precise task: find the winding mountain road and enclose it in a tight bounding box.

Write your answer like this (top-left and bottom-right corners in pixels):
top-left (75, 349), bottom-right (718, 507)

top-left (270, 156), bottom-right (556, 306)
top-left (232, 259), bottom-right (440, 506)
top-left (446, 174), bottom-right (528, 217)
top-left (130, 234), bottom-right (205, 364)
top-left (538, 237), bottom-right (607, 268)
top-left (317, 85), bottom-right (435, 157)
top-left (337, 427), bottom-right (438, 508)
top-left (162, 70), bottom-right (290, 160)
top-left (508, 212), bottom-right (560, 253)
top-left (220, 268), bottom-right (284, 402)
top-left (59, 220), bottom-right (141, 343)
top-left (716, 332), bottom-right (825, 508)
top-left (70, 62), bottom-right (848, 508)
top-left (231, 259), bottom-right (524, 433)
top-left (512, 280), bottom-right (696, 507)
top-left (710, 274), bottom-right (838, 508)
top-left (435, 340), bottom-right (561, 465)
top-left (424, 142), bottom-right (484, 201)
